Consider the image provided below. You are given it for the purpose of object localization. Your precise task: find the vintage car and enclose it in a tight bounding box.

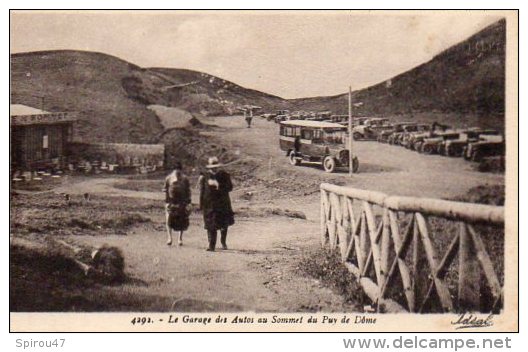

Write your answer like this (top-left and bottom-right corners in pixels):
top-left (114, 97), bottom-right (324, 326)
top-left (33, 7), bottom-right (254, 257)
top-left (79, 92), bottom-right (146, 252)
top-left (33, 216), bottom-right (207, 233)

top-left (305, 112), bottom-right (332, 122)
top-left (463, 134), bottom-right (505, 162)
top-left (442, 129), bottom-right (500, 157)
top-left (388, 125), bottom-right (416, 145)
top-left (316, 111), bottom-right (333, 120)
top-left (352, 117), bottom-right (392, 140)
top-left (352, 117), bottom-right (370, 126)
top-left (279, 120), bottom-right (359, 173)
top-left (261, 113), bottom-right (277, 121)
top-left (288, 111), bottom-right (305, 120)
top-left (328, 115), bottom-right (369, 127)
top-left (274, 110), bottom-right (291, 123)
top-left (377, 122), bottom-right (416, 143)
top-left (418, 131), bottom-right (460, 154)
top-left (399, 124), bottom-right (432, 148)
top-left (328, 115), bottom-right (349, 125)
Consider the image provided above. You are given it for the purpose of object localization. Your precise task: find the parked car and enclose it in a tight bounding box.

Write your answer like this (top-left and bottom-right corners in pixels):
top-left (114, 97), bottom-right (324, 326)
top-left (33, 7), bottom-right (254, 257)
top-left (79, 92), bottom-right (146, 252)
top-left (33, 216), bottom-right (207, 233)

top-left (377, 122), bottom-right (416, 143)
top-left (400, 124), bottom-right (432, 148)
top-left (388, 124), bottom-right (417, 145)
top-left (316, 111), bottom-right (333, 120)
top-left (328, 115), bottom-right (371, 127)
top-left (419, 131), bottom-right (460, 154)
top-left (261, 113), bottom-right (277, 121)
top-left (288, 112), bottom-right (304, 120)
top-left (274, 110), bottom-right (291, 123)
top-left (407, 123), bottom-right (454, 150)
top-left (329, 115), bottom-right (349, 125)
top-left (463, 134), bottom-right (505, 162)
top-left (443, 129), bottom-right (500, 157)
top-left (352, 117), bottom-right (370, 126)
top-left (352, 117), bottom-right (392, 140)
top-left (279, 120), bottom-right (359, 173)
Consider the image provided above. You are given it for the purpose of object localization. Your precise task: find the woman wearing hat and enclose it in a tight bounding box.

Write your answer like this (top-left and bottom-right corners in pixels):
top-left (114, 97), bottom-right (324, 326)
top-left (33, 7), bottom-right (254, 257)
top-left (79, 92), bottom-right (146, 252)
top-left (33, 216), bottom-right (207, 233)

top-left (199, 157), bottom-right (235, 251)
top-left (163, 162), bottom-right (191, 246)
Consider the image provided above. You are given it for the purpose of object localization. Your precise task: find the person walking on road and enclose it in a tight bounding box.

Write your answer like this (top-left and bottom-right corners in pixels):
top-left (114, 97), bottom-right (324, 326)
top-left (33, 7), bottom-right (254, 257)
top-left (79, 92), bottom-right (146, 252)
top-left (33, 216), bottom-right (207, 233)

top-left (163, 162), bottom-right (191, 246)
top-left (199, 157), bottom-right (235, 251)
top-left (245, 111), bottom-right (253, 128)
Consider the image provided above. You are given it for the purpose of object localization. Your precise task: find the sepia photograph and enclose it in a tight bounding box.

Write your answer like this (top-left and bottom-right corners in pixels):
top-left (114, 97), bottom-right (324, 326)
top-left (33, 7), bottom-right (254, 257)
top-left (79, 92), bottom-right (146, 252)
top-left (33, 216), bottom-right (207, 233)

top-left (9, 9), bottom-right (518, 332)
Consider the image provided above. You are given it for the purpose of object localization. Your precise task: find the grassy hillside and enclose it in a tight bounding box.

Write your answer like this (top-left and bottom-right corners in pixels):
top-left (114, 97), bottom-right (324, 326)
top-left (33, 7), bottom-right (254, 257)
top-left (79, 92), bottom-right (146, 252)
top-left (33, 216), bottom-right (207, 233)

top-left (291, 19), bottom-right (506, 124)
top-left (10, 50), bottom-right (289, 143)
top-left (10, 19), bottom-right (506, 142)
top-left (145, 67), bottom-right (290, 114)
top-left (11, 50), bottom-right (164, 143)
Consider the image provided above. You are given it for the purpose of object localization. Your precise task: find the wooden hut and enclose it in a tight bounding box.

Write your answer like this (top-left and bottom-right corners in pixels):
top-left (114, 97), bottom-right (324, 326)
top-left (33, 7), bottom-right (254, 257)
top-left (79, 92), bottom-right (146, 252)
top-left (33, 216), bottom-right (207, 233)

top-left (10, 104), bottom-right (75, 171)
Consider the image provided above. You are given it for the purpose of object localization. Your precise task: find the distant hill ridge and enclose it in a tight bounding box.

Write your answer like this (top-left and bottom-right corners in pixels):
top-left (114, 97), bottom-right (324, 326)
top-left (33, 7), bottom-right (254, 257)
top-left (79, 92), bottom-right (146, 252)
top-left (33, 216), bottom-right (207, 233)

top-left (290, 19), bottom-right (506, 118)
top-left (10, 19), bottom-right (505, 143)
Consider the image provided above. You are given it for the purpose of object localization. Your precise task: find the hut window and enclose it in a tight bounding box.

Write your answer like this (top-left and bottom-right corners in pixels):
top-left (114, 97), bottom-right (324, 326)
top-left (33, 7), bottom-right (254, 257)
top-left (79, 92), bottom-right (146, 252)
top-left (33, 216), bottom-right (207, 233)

top-left (313, 130), bottom-right (323, 141)
top-left (294, 127), bottom-right (301, 136)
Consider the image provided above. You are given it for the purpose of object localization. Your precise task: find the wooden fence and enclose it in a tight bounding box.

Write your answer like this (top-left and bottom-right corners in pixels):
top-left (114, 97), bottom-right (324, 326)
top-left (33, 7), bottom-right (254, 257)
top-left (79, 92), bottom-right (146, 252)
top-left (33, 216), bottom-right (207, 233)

top-left (320, 183), bottom-right (504, 313)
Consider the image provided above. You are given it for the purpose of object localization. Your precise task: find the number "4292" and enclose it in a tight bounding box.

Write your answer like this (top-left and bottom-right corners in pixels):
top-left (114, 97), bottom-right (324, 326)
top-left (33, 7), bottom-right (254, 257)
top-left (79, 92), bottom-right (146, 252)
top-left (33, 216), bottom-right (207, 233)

top-left (130, 316), bottom-right (153, 325)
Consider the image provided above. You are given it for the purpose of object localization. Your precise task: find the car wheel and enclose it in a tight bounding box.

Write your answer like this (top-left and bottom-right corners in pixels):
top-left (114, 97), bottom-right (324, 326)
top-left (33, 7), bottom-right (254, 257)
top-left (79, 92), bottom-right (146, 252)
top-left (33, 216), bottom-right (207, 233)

top-left (352, 156), bottom-right (359, 173)
top-left (420, 144), bottom-right (433, 154)
top-left (323, 156), bottom-right (336, 173)
top-left (422, 144), bottom-right (434, 154)
top-left (289, 151), bottom-right (300, 166)
top-left (353, 132), bottom-right (362, 140)
top-left (462, 147), bottom-right (470, 160)
top-left (471, 150), bottom-right (483, 162)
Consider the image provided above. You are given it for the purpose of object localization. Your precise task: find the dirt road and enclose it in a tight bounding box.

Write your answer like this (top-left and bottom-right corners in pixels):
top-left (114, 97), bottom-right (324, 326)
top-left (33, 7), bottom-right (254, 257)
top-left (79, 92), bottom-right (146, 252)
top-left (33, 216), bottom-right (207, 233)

top-left (54, 115), bottom-right (504, 312)
top-left (205, 116), bottom-right (504, 201)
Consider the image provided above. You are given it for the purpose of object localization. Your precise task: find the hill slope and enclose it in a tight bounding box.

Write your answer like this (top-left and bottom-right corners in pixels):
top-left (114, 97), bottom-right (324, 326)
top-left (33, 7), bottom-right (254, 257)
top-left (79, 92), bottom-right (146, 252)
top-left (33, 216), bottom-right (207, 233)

top-left (10, 19), bottom-right (506, 142)
top-left (11, 50), bottom-right (164, 143)
top-left (10, 50), bottom-right (289, 143)
top-left (291, 19), bottom-right (506, 120)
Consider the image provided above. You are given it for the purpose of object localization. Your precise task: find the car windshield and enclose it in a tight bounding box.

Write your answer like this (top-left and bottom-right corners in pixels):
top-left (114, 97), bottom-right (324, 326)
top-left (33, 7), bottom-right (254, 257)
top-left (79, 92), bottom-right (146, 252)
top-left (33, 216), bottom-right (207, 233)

top-left (369, 119), bottom-right (390, 126)
top-left (323, 129), bottom-right (347, 144)
top-left (417, 125), bottom-right (431, 132)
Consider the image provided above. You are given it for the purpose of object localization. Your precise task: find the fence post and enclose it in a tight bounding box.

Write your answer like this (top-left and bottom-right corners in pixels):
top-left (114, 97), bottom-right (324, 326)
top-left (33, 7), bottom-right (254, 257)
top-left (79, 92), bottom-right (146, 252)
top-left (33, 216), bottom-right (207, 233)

top-left (320, 189), bottom-right (329, 246)
top-left (339, 195), bottom-right (351, 260)
top-left (412, 215), bottom-right (429, 312)
top-left (358, 211), bottom-right (369, 273)
top-left (458, 222), bottom-right (481, 311)
top-left (380, 208), bottom-right (391, 293)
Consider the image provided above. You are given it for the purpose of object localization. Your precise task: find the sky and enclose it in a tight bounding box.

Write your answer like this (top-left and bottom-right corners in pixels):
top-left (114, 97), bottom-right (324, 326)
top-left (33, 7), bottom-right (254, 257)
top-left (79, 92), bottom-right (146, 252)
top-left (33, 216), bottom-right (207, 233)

top-left (10, 11), bottom-right (502, 99)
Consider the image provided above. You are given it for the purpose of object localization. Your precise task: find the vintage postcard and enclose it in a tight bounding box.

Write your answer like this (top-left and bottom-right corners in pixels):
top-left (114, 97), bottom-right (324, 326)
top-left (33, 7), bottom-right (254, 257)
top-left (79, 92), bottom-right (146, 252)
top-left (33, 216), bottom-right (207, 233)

top-left (9, 9), bottom-right (518, 332)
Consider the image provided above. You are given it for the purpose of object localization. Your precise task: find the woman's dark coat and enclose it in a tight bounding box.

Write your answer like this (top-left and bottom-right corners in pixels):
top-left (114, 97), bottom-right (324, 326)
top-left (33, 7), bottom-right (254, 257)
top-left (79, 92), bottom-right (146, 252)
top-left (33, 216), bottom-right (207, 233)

top-left (164, 173), bottom-right (191, 231)
top-left (199, 170), bottom-right (235, 230)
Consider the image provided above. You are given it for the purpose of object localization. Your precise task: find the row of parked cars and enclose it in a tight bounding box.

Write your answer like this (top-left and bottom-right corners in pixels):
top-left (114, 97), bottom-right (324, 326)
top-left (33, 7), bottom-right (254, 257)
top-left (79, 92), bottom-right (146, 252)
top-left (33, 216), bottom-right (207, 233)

top-left (375, 121), bottom-right (504, 162)
top-left (261, 110), bottom-right (333, 123)
top-left (262, 110), bottom-right (505, 164)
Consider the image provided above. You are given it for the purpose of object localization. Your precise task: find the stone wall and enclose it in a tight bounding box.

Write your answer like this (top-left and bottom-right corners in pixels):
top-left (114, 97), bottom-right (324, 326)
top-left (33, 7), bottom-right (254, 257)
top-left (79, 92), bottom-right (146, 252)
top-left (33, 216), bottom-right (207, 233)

top-left (69, 142), bottom-right (164, 167)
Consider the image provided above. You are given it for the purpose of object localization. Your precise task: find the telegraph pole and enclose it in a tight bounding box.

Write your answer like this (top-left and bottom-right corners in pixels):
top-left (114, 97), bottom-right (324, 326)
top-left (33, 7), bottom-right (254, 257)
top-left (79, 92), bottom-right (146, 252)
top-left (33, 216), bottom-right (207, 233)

top-left (348, 86), bottom-right (353, 176)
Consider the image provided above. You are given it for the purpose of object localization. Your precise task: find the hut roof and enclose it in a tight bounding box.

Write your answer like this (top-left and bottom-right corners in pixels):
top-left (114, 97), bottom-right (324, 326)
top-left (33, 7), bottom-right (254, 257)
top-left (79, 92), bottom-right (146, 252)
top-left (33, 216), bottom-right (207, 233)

top-left (10, 104), bottom-right (50, 116)
top-left (10, 104), bottom-right (75, 126)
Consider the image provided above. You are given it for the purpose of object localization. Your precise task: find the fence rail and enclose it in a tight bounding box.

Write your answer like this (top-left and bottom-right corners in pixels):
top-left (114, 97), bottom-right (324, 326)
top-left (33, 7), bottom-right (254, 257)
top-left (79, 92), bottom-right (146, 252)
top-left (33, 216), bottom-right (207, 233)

top-left (320, 183), bottom-right (504, 313)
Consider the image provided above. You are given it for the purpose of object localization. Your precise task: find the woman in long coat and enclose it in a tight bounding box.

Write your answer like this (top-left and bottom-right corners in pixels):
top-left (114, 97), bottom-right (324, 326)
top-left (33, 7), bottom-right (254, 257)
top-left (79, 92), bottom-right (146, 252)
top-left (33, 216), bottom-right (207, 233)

top-left (199, 157), bottom-right (234, 251)
top-left (163, 162), bottom-right (191, 246)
